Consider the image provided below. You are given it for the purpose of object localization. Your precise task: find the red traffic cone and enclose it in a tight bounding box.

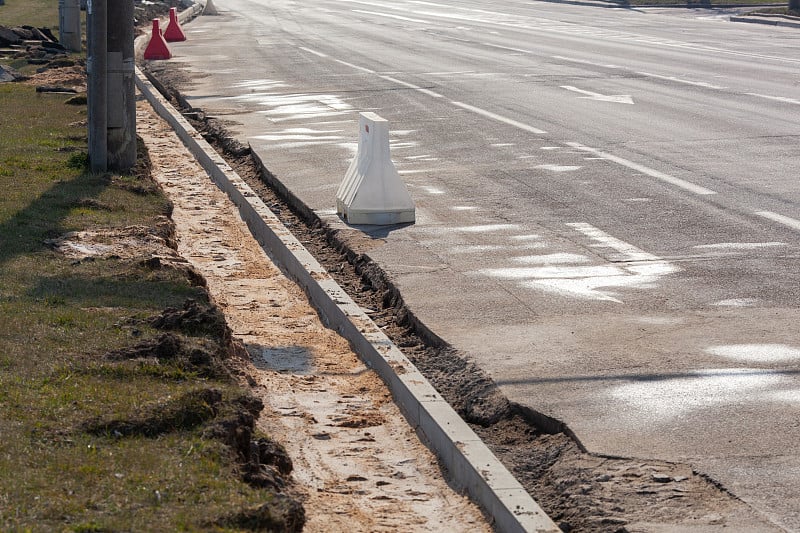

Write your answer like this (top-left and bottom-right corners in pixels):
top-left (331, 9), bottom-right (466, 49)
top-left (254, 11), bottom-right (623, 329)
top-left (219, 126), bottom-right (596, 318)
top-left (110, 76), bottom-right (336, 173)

top-left (164, 7), bottom-right (187, 42)
top-left (144, 19), bottom-right (172, 60)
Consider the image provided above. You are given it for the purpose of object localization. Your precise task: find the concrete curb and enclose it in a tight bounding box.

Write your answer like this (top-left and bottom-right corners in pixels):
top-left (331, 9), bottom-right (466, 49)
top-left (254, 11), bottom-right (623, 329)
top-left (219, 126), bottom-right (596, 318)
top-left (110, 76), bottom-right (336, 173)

top-left (134, 66), bottom-right (560, 533)
top-left (730, 15), bottom-right (800, 27)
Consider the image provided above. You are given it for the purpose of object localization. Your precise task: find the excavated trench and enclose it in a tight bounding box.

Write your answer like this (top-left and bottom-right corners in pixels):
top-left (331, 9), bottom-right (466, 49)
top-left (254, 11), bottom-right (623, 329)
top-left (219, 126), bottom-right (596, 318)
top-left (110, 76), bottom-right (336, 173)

top-left (142, 65), bottom-right (780, 533)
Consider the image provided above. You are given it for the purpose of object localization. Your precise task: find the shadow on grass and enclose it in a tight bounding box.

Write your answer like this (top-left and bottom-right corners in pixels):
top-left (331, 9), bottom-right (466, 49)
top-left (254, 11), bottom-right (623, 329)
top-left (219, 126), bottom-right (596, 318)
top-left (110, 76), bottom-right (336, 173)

top-left (0, 171), bottom-right (108, 265)
top-left (28, 269), bottom-right (203, 310)
top-left (1, 154), bottom-right (200, 309)
top-left (82, 388), bottom-right (223, 438)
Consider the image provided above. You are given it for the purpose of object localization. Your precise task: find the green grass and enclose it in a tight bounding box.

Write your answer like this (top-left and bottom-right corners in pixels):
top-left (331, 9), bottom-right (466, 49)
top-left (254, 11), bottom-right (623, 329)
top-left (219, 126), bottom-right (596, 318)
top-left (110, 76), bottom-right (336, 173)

top-left (0, 81), bottom-right (278, 531)
top-left (0, 0), bottom-right (64, 31)
top-left (0, 0), bottom-right (87, 75)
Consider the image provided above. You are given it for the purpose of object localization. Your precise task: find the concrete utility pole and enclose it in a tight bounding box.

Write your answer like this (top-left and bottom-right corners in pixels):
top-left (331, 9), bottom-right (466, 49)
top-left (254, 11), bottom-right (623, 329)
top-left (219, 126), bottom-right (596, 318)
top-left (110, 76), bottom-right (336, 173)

top-left (87, 0), bottom-right (108, 172)
top-left (59, 0), bottom-right (82, 52)
top-left (106, 0), bottom-right (136, 171)
top-left (87, 0), bottom-right (136, 173)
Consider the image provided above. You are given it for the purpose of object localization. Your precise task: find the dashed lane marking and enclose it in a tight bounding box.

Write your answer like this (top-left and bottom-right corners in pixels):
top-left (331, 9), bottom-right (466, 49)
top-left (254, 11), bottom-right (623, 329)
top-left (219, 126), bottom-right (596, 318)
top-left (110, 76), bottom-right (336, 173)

top-left (565, 142), bottom-right (717, 196)
top-left (755, 211), bottom-right (800, 232)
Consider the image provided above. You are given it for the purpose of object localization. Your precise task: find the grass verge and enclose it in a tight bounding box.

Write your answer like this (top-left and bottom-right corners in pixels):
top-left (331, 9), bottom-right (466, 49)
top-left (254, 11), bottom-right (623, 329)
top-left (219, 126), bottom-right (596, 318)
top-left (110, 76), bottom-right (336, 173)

top-left (0, 70), bottom-right (301, 531)
top-left (0, 0), bottom-right (65, 29)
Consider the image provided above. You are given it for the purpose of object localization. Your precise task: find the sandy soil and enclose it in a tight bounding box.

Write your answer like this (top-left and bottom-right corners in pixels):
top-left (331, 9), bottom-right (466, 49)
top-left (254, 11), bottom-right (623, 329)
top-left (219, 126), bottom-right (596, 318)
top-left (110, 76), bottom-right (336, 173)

top-left (135, 98), bottom-right (492, 532)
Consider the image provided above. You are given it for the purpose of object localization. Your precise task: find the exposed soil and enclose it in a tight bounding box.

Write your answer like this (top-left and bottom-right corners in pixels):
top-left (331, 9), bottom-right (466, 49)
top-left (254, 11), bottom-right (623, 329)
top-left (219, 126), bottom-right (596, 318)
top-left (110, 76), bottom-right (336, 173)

top-left (22, 62), bottom-right (86, 92)
top-left (143, 61), bottom-right (786, 532)
top-left (135, 0), bottom-right (186, 32)
top-left (136, 100), bottom-right (492, 532)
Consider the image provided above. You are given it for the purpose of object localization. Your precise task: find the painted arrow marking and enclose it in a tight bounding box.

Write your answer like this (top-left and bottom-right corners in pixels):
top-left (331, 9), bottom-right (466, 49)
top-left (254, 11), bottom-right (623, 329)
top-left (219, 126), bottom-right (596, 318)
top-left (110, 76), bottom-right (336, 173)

top-left (560, 85), bottom-right (634, 105)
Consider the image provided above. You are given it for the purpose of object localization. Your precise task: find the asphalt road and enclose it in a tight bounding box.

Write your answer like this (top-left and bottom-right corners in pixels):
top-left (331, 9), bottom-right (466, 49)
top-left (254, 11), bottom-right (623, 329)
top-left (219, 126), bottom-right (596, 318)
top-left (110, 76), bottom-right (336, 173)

top-left (162, 1), bottom-right (800, 529)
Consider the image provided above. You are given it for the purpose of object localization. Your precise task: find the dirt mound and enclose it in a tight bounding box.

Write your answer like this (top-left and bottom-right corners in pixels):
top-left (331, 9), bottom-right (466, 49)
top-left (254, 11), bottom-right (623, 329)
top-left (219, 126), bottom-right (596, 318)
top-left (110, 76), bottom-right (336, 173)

top-left (79, 384), bottom-right (300, 517)
top-left (220, 496), bottom-right (305, 533)
top-left (82, 387), bottom-right (223, 437)
top-left (106, 330), bottom-right (228, 378)
top-left (135, 0), bottom-right (186, 35)
top-left (151, 298), bottom-right (229, 338)
top-left (25, 62), bottom-right (86, 92)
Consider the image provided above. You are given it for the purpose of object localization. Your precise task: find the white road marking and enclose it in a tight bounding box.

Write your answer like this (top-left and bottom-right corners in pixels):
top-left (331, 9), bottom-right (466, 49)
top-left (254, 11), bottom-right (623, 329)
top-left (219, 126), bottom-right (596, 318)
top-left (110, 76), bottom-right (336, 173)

top-left (566, 142), bottom-right (717, 196)
top-left (482, 42), bottom-right (534, 54)
top-left (254, 134), bottom-right (343, 141)
top-left (560, 85), bottom-right (634, 105)
top-left (271, 53), bottom-right (567, 149)
top-left (514, 253), bottom-right (591, 264)
top-left (451, 224), bottom-right (521, 233)
top-left (299, 47), bottom-right (328, 58)
top-left (352, 9), bottom-right (432, 24)
top-left (631, 316), bottom-right (683, 325)
top-left (554, 56), bottom-right (796, 100)
top-left (451, 101), bottom-right (547, 134)
top-left (232, 79), bottom-right (290, 89)
top-left (706, 344), bottom-right (800, 363)
top-left (293, 47), bottom-right (727, 202)
top-left (693, 242), bottom-right (786, 250)
top-left (636, 72), bottom-right (727, 90)
top-left (486, 264), bottom-right (622, 279)
top-left (609, 368), bottom-right (789, 422)
top-left (536, 164), bottom-right (582, 172)
top-left (474, 223), bottom-right (678, 302)
top-left (765, 390), bottom-right (800, 404)
top-left (713, 298), bottom-right (758, 307)
top-left (554, 56), bottom-right (728, 91)
top-left (756, 211), bottom-right (800, 232)
top-left (337, 0), bottom-right (800, 65)
top-left (552, 55), bottom-right (622, 70)
top-left (334, 59), bottom-right (376, 74)
top-left (448, 243), bottom-right (547, 253)
top-left (422, 70), bottom-right (476, 76)
top-left (746, 93), bottom-right (800, 106)
top-left (379, 75), bottom-right (444, 98)
top-left (399, 169), bottom-right (435, 175)
top-left (567, 222), bottom-right (659, 262)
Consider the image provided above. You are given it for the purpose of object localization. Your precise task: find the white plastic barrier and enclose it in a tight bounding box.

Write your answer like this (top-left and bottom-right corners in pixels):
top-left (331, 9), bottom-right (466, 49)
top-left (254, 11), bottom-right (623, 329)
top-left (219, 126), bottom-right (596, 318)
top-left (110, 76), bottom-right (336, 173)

top-left (336, 112), bottom-right (415, 226)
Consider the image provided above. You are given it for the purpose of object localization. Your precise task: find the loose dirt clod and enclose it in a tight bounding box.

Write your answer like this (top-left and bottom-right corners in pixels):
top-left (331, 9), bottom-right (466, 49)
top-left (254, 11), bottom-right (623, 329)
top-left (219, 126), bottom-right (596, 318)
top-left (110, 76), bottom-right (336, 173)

top-left (221, 496), bottom-right (305, 533)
